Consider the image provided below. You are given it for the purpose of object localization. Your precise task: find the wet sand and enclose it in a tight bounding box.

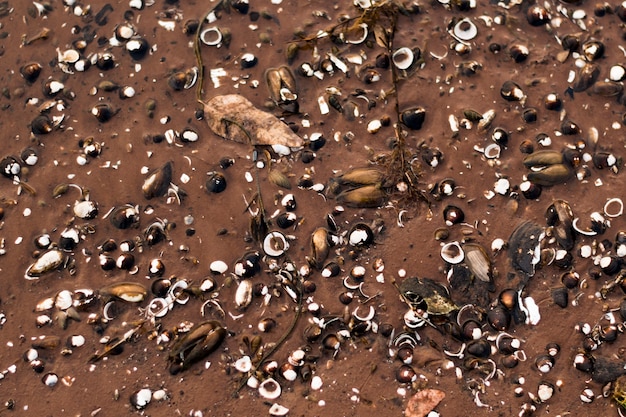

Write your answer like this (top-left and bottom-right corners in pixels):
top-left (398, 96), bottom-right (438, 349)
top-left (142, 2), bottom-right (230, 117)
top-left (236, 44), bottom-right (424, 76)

top-left (2, 0), bottom-right (626, 416)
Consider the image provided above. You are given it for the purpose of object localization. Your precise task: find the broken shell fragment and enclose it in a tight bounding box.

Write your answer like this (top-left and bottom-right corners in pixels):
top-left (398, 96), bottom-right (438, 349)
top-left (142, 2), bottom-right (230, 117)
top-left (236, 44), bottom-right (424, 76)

top-left (25, 249), bottom-right (66, 279)
top-left (259, 378), bottom-right (282, 400)
top-left (202, 95), bottom-right (303, 148)
top-left (348, 223), bottom-right (374, 247)
top-left (463, 243), bottom-right (492, 283)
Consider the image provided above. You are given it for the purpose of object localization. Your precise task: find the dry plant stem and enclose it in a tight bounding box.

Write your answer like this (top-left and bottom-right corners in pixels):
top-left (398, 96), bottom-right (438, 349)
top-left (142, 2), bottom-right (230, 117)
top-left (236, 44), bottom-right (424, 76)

top-left (194, 0), bottom-right (225, 103)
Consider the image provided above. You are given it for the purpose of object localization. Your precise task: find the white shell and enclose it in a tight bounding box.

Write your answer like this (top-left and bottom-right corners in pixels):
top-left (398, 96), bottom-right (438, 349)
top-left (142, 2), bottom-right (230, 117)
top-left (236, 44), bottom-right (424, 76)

top-left (209, 260), bottom-right (228, 274)
top-left (604, 198), bottom-right (623, 217)
top-left (234, 356), bottom-right (252, 373)
top-left (200, 27), bottom-right (222, 46)
top-left (259, 378), bottom-right (282, 400)
top-left (55, 290), bottom-right (74, 310)
top-left (263, 231), bottom-right (290, 257)
top-left (610, 65), bottom-right (626, 81)
top-left (453, 18), bottom-right (478, 41)
top-left (484, 143), bottom-right (501, 159)
top-left (147, 298), bottom-right (169, 318)
top-left (392, 47), bottom-right (415, 70)
top-left (235, 279), bottom-right (253, 308)
top-left (440, 241), bottom-right (464, 264)
top-left (310, 375), bottom-right (323, 391)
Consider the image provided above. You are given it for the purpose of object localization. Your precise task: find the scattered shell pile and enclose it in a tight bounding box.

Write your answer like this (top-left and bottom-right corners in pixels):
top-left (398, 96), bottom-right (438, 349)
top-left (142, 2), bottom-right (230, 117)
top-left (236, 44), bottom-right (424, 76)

top-left (4, 0), bottom-right (626, 416)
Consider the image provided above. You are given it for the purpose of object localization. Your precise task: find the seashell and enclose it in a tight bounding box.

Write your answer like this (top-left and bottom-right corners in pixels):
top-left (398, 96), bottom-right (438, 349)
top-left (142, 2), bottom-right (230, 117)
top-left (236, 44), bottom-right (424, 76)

top-left (441, 241), bottom-right (464, 264)
top-left (523, 150), bottom-right (563, 168)
top-left (96, 52), bottom-right (116, 70)
top-left (130, 388), bottom-right (152, 410)
top-left (509, 44), bottom-right (529, 63)
top-left (396, 364), bottom-right (417, 383)
top-left (263, 231), bottom-right (289, 257)
top-left (199, 27), bottom-right (223, 46)
top-left (572, 63), bottom-right (599, 92)
top-left (259, 378), bottom-right (281, 400)
top-left (99, 282), bottom-right (147, 302)
top-left (520, 180), bottom-right (542, 199)
top-left (487, 305), bottom-right (510, 331)
top-left (521, 107), bottom-right (537, 123)
top-left (527, 164), bottom-right (571, 186)
top-left (527, 4), bottom-right (550, 26)
top-left (399, 276), bottom-right (457, 315)
top-left (582, 39), bottom-right (604, 61)
top-left (457, 60), bottom-right (482, 76)
top-left (42, 79), bottom-right (64, 97)
top-left (206, 171), bottom-right (227, 193)
top-left (144, 220), bottom-right (167, 246)
top-left (348, 223), bottom-right (374, 247)
top-left (335, 167), bottom-right (387, 188)
top-left (443, 205), bottom-right (464, 226)
top-left (546, 200), bottom-right (575, 250)
top-left (592, 81), bottom-right (623, 97)
top-left (544, 93), bottom-right (562, 110)
top-left (484, 143), bottom-right (501, 159)
top-left (202, 94), bottom-right (303, 148)
top-left (508, 221), bottom-right (543, 278)
top-left (126, 37), bottom-right (150, 60)
top-left (142, 161), bottom-right (172, 199)
top-left (20, 62), bottom-right (42, 83)
top-left (392, 47), bottom-right (416, 70)
top-left (400, 107), bottom-right (426, 130)
top-left (108, 204), bottom-right (139, 229)
top-left (336, 185), bottom-right (386, 208)
top-left (561, 34), bottom-right (580, 52)
top-left (58, 227), bottom-right (80, 251)
top-left (114, 22), bottom-right (136, 41)
top-left (452, 18), bottom-right (477, 40)
top-left (91, 103), bottom-right (117, 123)
top-left (31, 115), bottom-right (54, 134)
top-left (610, 65), bottom-right (626, 81)
top-left (0, 156), bottom-right (21, 179)
top-left (80, 137), bottom-right (102, 157)
top-left (321, 261), bottom-right (341, 278)
top-left (500, 80), bottom-right (525, 102)
top-left (309, 228), bottom-right (330, 269)
top-left (234, 251), bottom-right (261, 278)
top-left (73, 199), bottom-right (98, 219)
top-left (179, 128), bottom-right (199, 143)
top-left (25, 249), bottom-right (66, 279)
top-left (463, 243), bottom-right (492, 283)
top-left (42, 373), bottom-right (59, 387)
top-left (235, 279), bottom-right (253, 309)
top-left (240, 52), bottom-right (258, 69)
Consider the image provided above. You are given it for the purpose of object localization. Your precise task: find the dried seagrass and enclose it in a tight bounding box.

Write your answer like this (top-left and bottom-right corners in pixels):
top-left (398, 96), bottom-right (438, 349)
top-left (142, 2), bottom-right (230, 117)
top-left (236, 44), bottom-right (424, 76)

top-left (202, 94), bottom-right (303, 148)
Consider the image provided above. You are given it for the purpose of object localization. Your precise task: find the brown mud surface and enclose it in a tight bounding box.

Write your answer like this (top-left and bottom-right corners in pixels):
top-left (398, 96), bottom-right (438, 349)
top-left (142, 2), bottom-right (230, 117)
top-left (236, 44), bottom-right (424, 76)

top-left (2, 0), bottom-right (626, 416)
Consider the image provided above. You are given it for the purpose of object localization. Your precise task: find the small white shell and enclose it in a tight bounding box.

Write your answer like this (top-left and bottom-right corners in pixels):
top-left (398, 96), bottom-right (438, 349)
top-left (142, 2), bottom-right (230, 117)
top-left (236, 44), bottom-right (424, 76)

top-left (200, 27), bottom-right (222, 46)
top-left (234, 356), bottom-right (252, 373)
top-left (55, 290), bottom-right (74, 310)
top-left (147, 298), bottom-right (169, 318)
top-left (484, 143), bottom-right (501, 159)
top-left (604, 198), bottom-right (623, 217)
top-left (209, 260), bottom-right (228, 274)
top-left (130, 388), bottom-right (152, 409)
top-left (259, 378), bottom-right (282, 400)
top-left (235, 279), bottom-right (253, 309)
top-left (269, 403), bottom-right (290, 416)
top-left (311, 375), bottom-right (323, 391)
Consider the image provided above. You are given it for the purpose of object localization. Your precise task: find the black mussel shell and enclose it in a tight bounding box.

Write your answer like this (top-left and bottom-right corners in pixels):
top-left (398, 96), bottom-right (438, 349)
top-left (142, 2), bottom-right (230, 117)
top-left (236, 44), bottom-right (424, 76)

top-left (116, 252), bottom-right (135, 270)
top-left (509, 44), bottom-right (529, 63)
top-left (151, 278), bottom-right (171, 297)
top-left (240, 53), bottom-right (258, 69)
top-left (572, 64), bottom-right (600, 92)
top-left (521, 108), bottom-right (538, 123)
top-left (487, 305), bottom-right (510, 331)
top-left (219, 157), bottom-right (235, 169)
top-left (99, 255), bottom-right (116, 270)
top-left (206, 172), bottom-right (227, 193)
top-left (544, 93), bottom-right (562, 110)
top-left (400, 107), bottom-right (426, 130)
top-left (561, 34), bottom-right (580, 52)
top-left (91, 103), bottom-right (116, 123)
top-left (467, 339), bottom-right (491, 358)
top-left (31, 115), bottom-right (54, 134)
top-left (276, 212), bottom-right (297, 229)
top-left (20, 62), bottom-right (42, 83)
top-left (231, 0), bottom-right (249, 14)
top-left (168, 71), bottom-right (187, 91)
top-left (500, 80), bottom-right (525, 101)
top-left (109, 205), bottom-right (139, 229)
top-left (491, 127), bottom-right (509, 147)
top-left (142, 161), bottom-right (172, 199)
top-left (443, 205), bottom-right (464, 226)
top-left (234, 251), bottom-right (261, 277)
top-left (100, 238), bottom-right (117, 252)
top-left (582, 40), bottom-right (604, 62)
top-left (96, 52), bottom-right (116, 70)
top-left (59, 227), bottom-right (80, 251)
top-left (520, 180), bottom-right (542, 199)
top-left (348, 223), bottom-right (374, 247)
top-left (560, 119), bottom-right (580, 135)
top-left (20, 148), bottom-right (38, 166)
top-left (0, 156), bottom-right (21, 179)
top-left (527, 5), bottom-right (550, 26)
top-left (126, 37), bottom-right (150, 60)
top-left (145, 223), bottom-right (167, 246)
